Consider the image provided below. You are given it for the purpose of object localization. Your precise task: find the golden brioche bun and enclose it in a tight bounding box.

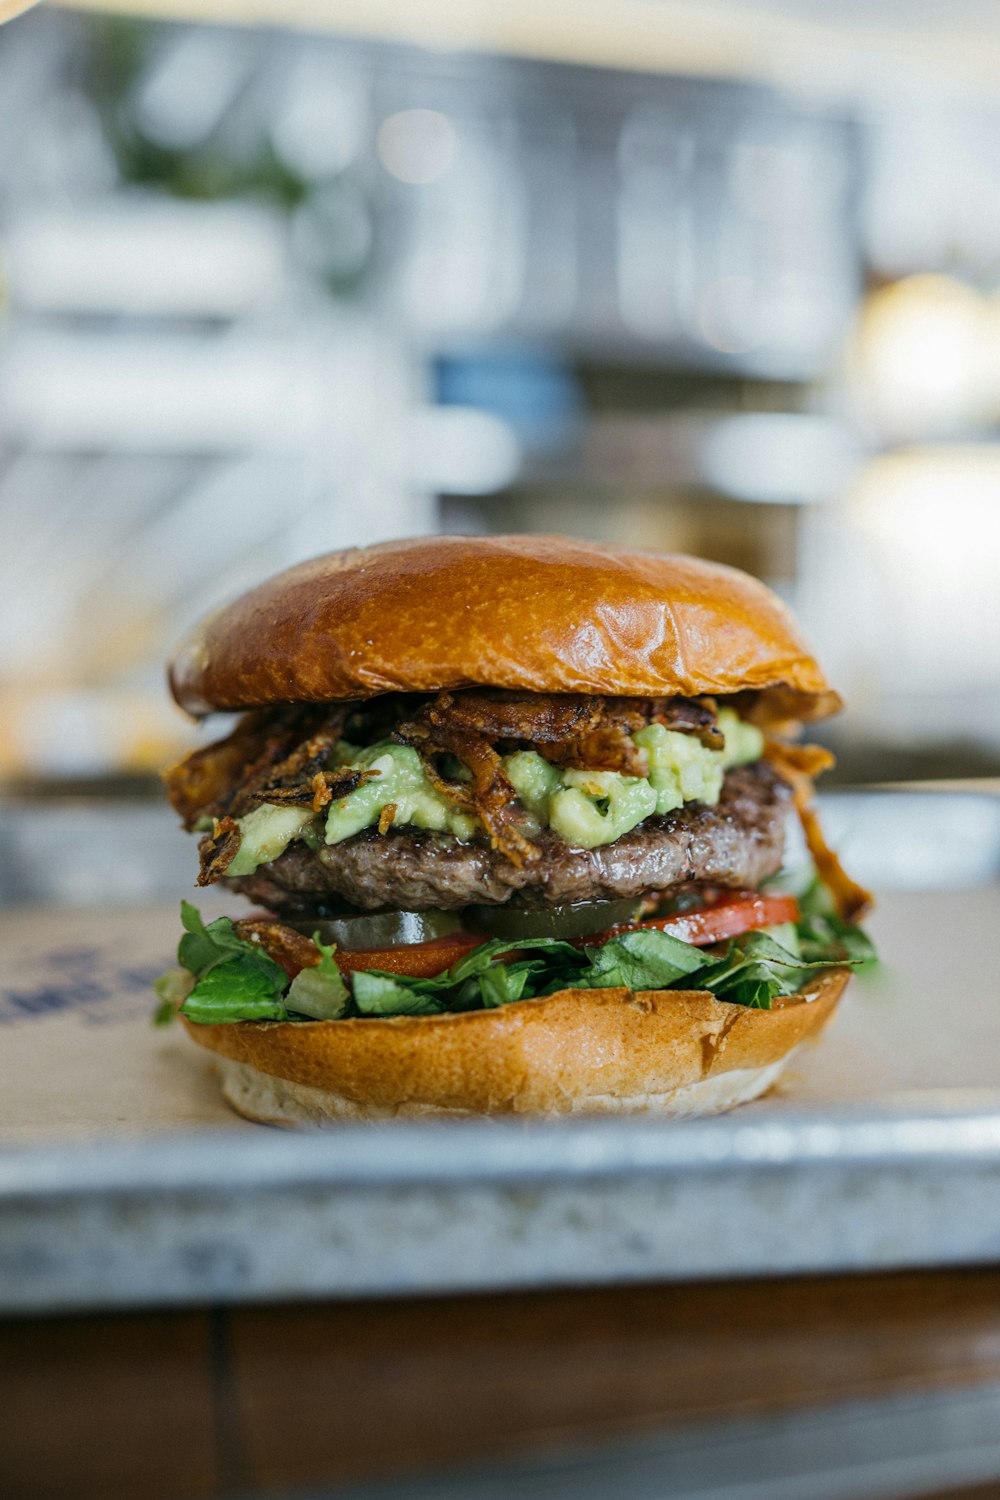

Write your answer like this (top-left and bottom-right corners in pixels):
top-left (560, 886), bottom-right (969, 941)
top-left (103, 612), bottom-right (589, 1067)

top-left (183, 969), bottom-right (847, 1124)
top-left (169, 535), bottom-right (840, 721)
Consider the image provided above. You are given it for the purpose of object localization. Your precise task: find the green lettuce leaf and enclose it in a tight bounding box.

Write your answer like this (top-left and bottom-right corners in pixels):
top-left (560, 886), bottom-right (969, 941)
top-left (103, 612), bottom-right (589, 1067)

top-left (794, 876), bottom-right (878, 965)
top-left (285, 937), bottom-right (351, 1021)
top-left (152, 967), bottom-right (194, 1026)
top-left (447, 937), bottom-right (582, 984)
top-left (696, 930), bottom-right (846, 1011)
top-left (177, 900), bottom-right (287, 986)
top-left (474, 961), bottom-right (537, 1009)
top-left (578, 927), bottom-right (707, 991)
top-left (798, 915), bottom-right (877, 965)
top-left (352, 971), bottom-right (447, 1016)
top-left (172, 899), bottom-right (292, 1025)
top-left (352, 937), bottom-right (585, 1015)
top-left (180, 959), bottom-right (291, 1024)
top-left (158, 874), bottom-right (877, 1027)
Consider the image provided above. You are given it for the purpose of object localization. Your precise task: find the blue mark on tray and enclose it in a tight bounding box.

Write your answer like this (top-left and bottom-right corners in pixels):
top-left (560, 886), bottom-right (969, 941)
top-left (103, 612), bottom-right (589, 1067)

top-left (1, 946), bottom-right (167, 1026)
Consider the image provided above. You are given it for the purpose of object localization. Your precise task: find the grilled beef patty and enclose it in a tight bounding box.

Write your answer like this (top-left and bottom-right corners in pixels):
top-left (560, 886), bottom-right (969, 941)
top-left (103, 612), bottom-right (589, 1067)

top-left (225, 761), bottom-right (791, 916)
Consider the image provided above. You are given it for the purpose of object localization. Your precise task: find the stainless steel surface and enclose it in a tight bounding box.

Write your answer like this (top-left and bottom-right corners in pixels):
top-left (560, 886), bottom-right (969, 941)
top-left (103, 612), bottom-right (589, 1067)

top-left (0, 796), bottom-right (193, 906)
top-left (2, 1102), bottom-right (1000, 1315)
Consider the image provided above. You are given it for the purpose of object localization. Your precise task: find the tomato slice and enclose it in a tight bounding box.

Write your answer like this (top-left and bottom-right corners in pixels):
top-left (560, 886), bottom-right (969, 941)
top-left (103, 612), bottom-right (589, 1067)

top-left (588, 892), bottom-right (800, 949)
top-left (333, 931), bottom-right (483, 979)
top-left (312, 893), bottom-right (798, 983)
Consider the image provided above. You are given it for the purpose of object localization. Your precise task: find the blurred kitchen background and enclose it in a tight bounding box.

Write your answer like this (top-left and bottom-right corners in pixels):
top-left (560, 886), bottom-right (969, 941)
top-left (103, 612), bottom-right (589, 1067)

top-left (2, 0), bottom-right (1000, 903)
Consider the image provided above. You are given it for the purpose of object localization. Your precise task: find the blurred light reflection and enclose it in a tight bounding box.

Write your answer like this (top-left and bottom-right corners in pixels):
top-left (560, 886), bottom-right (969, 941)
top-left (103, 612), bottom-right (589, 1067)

top-left (849, 448), bottom-right (1000, 693)
top-left (377, 108), bottom-right (457, 184)
top-left (855, 276), bottom-right (995, 442)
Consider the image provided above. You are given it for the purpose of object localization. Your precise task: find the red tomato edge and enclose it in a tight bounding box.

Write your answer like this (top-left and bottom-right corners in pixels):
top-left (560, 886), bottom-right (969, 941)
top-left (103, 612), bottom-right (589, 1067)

top-left (588, 892), bottom-right (800, 949)
top-left (326, 892), bottom-right (800, 981)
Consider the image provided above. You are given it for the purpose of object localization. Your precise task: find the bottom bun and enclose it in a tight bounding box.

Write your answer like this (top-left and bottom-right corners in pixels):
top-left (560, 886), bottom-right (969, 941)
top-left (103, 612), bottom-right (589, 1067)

top-left (183, 970), bottom-right (847, 1125)
top-left (217, 1053), bottom-right (797, 1124)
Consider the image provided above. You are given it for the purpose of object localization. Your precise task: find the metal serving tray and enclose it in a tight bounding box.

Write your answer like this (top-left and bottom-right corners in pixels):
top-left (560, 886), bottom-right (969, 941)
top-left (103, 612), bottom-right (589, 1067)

top-left (1, 789), bottom-right (999, 1315)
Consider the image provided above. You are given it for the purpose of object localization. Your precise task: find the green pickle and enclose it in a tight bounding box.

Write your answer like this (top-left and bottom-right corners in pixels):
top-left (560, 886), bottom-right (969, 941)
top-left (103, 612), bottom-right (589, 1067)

top-left (467, 899), bottom-right (643, 942)
top-left (294, 909), bottom-right (462, 950)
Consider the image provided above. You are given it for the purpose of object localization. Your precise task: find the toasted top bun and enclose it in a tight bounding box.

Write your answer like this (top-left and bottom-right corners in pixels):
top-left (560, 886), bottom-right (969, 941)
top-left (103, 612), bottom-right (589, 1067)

top-left (169, 535), bottom-right (840, 721)
top-left (183, 969), bottom-right (847, 1121)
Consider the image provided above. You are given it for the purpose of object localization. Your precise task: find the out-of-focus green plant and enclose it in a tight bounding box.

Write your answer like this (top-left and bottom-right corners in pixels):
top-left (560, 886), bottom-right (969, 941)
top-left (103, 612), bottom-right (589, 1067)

top-left (82, 15), bottom-right (374, 293)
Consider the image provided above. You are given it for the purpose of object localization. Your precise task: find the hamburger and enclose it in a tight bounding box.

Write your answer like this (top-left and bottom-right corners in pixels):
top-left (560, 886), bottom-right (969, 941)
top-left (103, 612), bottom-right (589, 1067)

top-left (156, 535), bottom-right (873, 1124)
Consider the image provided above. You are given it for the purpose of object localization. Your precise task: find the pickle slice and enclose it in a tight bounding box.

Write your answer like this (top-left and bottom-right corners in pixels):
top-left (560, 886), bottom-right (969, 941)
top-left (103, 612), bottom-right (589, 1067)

top-left (465, 899), bottom-right (643, 942)
top-left (292, 909), bottom-right (461, 951)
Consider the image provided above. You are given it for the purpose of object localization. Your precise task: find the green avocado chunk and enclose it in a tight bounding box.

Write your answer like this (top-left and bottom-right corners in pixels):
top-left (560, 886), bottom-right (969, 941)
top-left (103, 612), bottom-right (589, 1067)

top-left (324, 742), bottom-right (480, 844)
top-left (549, 769), bottom-right (658, 849)
top-left (717, 707), bottom-right (765, 769)
top-left (226, 804), bottom-right (317, 877)
top-left (227, 710), bottom-right (765, 872)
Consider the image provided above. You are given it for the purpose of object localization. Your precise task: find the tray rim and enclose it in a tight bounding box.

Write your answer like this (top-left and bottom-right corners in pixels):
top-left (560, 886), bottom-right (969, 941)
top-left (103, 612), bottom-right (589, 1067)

top-left (5, 1097), bottom-right (1000, 1199)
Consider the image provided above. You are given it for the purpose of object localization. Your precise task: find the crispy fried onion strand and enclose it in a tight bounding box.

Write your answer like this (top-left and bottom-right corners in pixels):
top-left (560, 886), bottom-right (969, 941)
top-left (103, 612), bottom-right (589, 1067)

top-left (165, 705), bottom-right (348, 830)
top-left (415, 690), bottom-right (722, 754)
top-left (543, 724), bottom-right (648, 776)
top-left (395, 692), bottom-right (724, 866)
top-left (248, 766), bottom-right (379, 813)
top-left (172, 706), bottom-right (348, 883)
top-left (174, 690), bottom-right (730, 880)
top-left (228, 715), bottom-right (349, 819)
top-left (196, 815), bottom-right (243, 887)
top-left (763, 738), bottom-right (836, 780)
top-left (233, 917), bottom-right (320, 974)
top-left (764, 738), bottom-right (873, 923)
top-left (396, 715), bottom-right (540, 867)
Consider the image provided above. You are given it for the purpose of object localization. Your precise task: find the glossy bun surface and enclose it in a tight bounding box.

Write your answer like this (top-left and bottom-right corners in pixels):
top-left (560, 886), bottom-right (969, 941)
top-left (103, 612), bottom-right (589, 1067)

top-left (170, 535), bottom-right (839, 720)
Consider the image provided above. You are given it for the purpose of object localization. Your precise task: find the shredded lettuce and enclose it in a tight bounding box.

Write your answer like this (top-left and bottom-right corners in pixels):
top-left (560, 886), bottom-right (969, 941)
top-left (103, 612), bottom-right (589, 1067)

top-left (152, 966), bottom-right (193, 1026)
top-left (573, 927), bottom-right (707, 992)
top-left (795, 876), bottom-right (878, 965)
top-left (169, 901), bottom-right (291, 1024)
top-left (156, 881), bottom-right (875, 1026)
top-left (285, 938), bottom-right (351, 1021)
